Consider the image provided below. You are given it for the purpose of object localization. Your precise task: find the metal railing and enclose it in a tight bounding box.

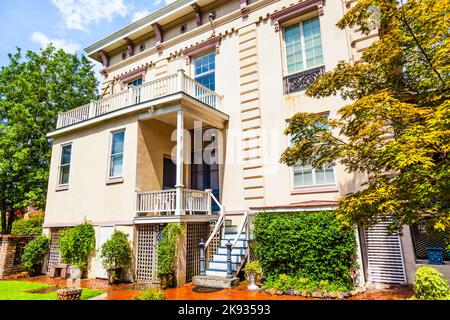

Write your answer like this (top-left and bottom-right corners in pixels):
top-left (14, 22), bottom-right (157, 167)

top-left (56, 70), bottom-right (224, 129)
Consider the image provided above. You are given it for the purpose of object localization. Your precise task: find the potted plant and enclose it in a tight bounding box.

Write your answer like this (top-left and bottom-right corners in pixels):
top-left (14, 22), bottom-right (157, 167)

top-left (157, 224), bottom-right (182, 289)
top-left (243, 260), bottom-right (263, 291)
top-left (100, 230), bottom-right (132, 285)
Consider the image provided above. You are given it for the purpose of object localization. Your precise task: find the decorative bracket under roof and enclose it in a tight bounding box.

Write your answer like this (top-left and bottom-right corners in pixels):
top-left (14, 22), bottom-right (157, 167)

top-left (152, 23), bottom-right (164, 53)
top-left (181, 36), bottom-right (221, 65)
top-left (191, 3), bottom-right (203, 26)
top-left (124, 37), bottom-right (135, 57)
top-left (270, 0), bottom-right (325, 32)
top-left (98, 50), bottom-right (110, 68)
top-left (240, 0), bottom-right (249, 17)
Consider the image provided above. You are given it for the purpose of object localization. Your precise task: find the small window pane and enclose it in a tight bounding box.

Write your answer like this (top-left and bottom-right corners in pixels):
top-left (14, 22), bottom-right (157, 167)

top-left (61, 145), bottom-right (72, 165)
top-left (110, 155), bottom-right (123, 177)
top-left (59, 166), bottom-right (70, 185)
top-left (111, 132), bottom-right (125, 155)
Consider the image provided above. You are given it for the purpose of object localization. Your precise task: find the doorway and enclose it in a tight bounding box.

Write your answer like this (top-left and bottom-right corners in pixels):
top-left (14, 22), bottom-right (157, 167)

top-left (163, 157), bottom-right (177, 190)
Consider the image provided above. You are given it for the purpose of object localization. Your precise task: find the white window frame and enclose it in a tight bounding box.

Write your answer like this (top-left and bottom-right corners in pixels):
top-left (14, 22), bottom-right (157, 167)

top-left (193, 51), bottom-right (216, 90)
top-left (286, 114), bottom-right (337, 190)
top-left (282, 15), bottom-right (324, 76)
top-left (107, 129), bottom-right (126, 179)
top-left (58, 143), bottom-right (72, 187)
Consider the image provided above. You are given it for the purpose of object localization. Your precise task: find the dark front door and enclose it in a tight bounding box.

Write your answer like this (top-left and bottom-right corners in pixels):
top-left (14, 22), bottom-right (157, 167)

top-left (163, 157), bottom-right (177, 190)
top-left (192, 162), bottom-right (220, 212)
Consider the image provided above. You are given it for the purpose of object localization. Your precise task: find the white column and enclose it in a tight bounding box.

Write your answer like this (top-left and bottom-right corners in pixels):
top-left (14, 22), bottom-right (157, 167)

top-left (175, 109), bottom-right (184, 216)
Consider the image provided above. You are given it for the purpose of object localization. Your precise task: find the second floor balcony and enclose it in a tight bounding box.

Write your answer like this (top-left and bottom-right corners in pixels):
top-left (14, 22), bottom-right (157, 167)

top-left (56, 69), bottom-right (224, 130)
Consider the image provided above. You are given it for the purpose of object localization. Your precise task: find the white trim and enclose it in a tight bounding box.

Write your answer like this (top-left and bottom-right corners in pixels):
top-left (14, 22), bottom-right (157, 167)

top-left (57, 142), bottom-right (73, 187)
top-left (107, 129), bottom-right (126, 180)
top-left (251, 206), bottom-right (337, 213)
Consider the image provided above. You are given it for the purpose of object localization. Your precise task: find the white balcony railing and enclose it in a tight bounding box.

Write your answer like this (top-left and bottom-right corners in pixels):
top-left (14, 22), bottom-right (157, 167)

top-left (136, 189), bottom-right (211, 216)
top-left (56, 70), bottom-right (224, 129)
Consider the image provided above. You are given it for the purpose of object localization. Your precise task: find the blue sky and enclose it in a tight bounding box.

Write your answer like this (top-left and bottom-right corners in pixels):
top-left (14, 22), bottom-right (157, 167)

top-left (0, 0), bottom-right (175, 69)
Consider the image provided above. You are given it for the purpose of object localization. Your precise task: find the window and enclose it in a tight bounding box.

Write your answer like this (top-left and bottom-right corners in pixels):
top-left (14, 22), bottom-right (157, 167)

top-left (287, 113), bottom-right (336, 188)
top-left (127, 78), bottom-right (143, 87)
top-left (58, 144), bottom-right (72, 186)
top-left (194, 52), bottom-right (216, 91)
top-left (284, 16), bottom-right (323, 75)
top-left (109, 131), bottom-right (125, 178)
top-left (293, 164), bottom-right (336, 187)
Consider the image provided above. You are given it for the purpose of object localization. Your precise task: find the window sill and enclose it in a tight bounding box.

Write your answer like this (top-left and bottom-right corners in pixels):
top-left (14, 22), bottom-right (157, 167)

top-left (106, 177), bottom-right (124, 186)
top-left (291, 185), bottom-right (339, 195)
top-left (56, 185), bottom-right (69, 192)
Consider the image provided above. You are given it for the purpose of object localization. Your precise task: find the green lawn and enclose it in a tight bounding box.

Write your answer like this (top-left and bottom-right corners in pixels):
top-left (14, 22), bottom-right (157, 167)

top-left (0, 281), bottom-right (103, 300)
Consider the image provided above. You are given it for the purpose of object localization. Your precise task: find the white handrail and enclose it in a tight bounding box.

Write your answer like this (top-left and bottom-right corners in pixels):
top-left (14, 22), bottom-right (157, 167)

top-left (204, 192), bottom-right (225, 249)
top-left (231, 211), bottom-right (249, 249)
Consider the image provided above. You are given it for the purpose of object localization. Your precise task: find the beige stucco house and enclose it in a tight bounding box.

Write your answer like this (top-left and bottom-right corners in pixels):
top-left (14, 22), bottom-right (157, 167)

top-left (43, 0), bottom-right (449, 286)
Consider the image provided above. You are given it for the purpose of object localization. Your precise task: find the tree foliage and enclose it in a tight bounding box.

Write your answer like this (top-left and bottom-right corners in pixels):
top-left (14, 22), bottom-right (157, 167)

top-left (0, 45), bottom-right (98, 234)
top-left (281, 0), bottom-right (450, 232)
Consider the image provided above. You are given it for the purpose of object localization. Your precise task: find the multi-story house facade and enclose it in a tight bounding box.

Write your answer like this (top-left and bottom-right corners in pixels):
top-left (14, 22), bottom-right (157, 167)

top-left (43, 0), bottom-right (449, 287)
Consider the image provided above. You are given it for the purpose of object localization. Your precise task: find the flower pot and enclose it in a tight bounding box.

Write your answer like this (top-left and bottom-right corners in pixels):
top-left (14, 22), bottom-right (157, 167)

top-left (159, 274), bottom-right (174, 289)
top-left (247, 273), bottom-right (259, 291)
top-left (107, 268), bottom-right (123, 285)
top-left (427, 247), bottom-right (444, 265)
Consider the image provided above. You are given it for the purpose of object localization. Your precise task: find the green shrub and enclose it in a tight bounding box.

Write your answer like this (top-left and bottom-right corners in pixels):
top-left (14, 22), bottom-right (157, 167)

top-left (254, 211), bottom-right (357, 287)
top-left (133, 288), bottom-right (167, 300)
top-left (413, 266), bottom-right (450, 300)
top-left (60, 221), bottom-right (95, 272)
top-left (21, 235), bottom-right (49, 275)
top-left (157, 224), bottom-right (183, 278)
top-left (11, 215), bottom-right (44, 235)
top-left (264, 274), bottom-right (349, 293)
top-left (100, 230), bottom-right (132, 270)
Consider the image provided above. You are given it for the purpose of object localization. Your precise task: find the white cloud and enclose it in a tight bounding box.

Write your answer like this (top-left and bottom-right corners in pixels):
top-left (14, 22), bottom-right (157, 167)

top-left (131, 10), bottom-right (150, 23)
top-left (30, 32), bottom-right (81, 53)
top-left (51, 0), bottom-right (129, 32)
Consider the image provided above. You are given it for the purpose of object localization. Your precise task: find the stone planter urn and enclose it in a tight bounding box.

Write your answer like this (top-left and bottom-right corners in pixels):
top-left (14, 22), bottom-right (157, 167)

top-left (57, 288), bottom-right (82, 300)
top-left (248, 273), bottom-right (259, 291)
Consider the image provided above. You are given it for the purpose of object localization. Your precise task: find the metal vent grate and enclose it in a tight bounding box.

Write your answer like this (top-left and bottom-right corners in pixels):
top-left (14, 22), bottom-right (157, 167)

top-left (136, 224), bottom-right (162, 283)
top-left (365, 221), bottom-right (407, 284)
top-left (186, 223), bottom-right (209, 282)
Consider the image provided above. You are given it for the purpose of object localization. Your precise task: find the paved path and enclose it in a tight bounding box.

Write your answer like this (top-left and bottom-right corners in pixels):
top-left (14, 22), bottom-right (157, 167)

top-left (14, 275), bottom-right (413, 300)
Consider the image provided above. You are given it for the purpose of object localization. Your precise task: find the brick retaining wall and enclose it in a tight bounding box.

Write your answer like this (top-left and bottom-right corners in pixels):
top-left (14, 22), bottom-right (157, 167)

top-left (0, 235), bottom-right (35, 279)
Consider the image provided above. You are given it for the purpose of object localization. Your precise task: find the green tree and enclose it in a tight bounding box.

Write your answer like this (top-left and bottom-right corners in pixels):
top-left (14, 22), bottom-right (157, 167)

top-left (0, 45), bottom-right (98, 234)
top-left (281, 0), bottom-right (449, 232)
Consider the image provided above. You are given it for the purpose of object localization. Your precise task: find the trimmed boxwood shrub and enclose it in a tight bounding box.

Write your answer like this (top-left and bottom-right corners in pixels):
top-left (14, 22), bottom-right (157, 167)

top-left (21, 235), bottom-right (49, 276)
top-left (100, 230), bottom-right (132, 270)
top-left (253, 211), bottom-right (357, 287)
top-left (60, 221), bottom-right (95, 272)
top-left (413, 266), bottom-right (450, 300)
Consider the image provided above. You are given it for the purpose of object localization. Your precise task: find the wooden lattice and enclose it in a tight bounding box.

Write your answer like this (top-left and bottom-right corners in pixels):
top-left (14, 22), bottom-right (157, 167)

top-left (186, 223), bottom-right (209, 282)
top-left (206, 220), bottom-right (221, 262)
top-left (47, 228), bottom-right (65, 272)
top-left (136, 224), bottom-right (162, 283)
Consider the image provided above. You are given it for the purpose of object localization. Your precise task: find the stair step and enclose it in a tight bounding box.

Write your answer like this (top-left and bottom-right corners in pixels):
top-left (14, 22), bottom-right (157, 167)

top-left (217, 247), bottom-right (247, 255)
top-left (225, 220), bottom-right (233, 227)
top-left (193, 276), bottom-right (239, 289)
top-left (213, 254), bottom-right (242, 263)
top-left (220, 239), bottom-right (247, 247)
top-left (223, 233), bottom-right (247, 240)
top-left (208, 261), bottom-right (239, 271)
top-left (205, 269), bottom-right (229, 277)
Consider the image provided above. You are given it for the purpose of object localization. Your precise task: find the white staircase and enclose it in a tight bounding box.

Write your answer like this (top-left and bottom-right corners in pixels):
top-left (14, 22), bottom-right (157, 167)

top-left (205, 220), bottom-right (249, 278)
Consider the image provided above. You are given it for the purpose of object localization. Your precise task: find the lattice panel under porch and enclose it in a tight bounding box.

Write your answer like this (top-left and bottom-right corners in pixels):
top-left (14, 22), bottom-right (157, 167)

top-left (136, 224), bottom-right (162, 283)
top-left (186, 223), bottom-right (209, 283)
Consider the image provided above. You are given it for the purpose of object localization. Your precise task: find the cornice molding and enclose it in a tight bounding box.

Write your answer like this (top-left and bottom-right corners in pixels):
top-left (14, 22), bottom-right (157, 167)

top-left (270, 0), bottom-right (325, 32)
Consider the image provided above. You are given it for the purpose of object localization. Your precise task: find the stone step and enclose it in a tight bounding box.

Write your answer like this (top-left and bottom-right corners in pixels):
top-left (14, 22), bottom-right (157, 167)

top-left (213, 254), bottom-right (243, 263)
top-left (217, 247), bottom-right (247, 255)
top-left (193, 275), bottom-right (239, 288)
top-left (205, 269), bottom-right (236, 278)
top-left (220, 239), bottom-right (247, 247)
top-left (208, 261), bottom-right (239, 271)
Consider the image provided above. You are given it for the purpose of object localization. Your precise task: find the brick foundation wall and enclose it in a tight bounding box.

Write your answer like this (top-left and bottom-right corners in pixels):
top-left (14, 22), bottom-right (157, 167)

top-left (0, 235), bottom-right (35, 279)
